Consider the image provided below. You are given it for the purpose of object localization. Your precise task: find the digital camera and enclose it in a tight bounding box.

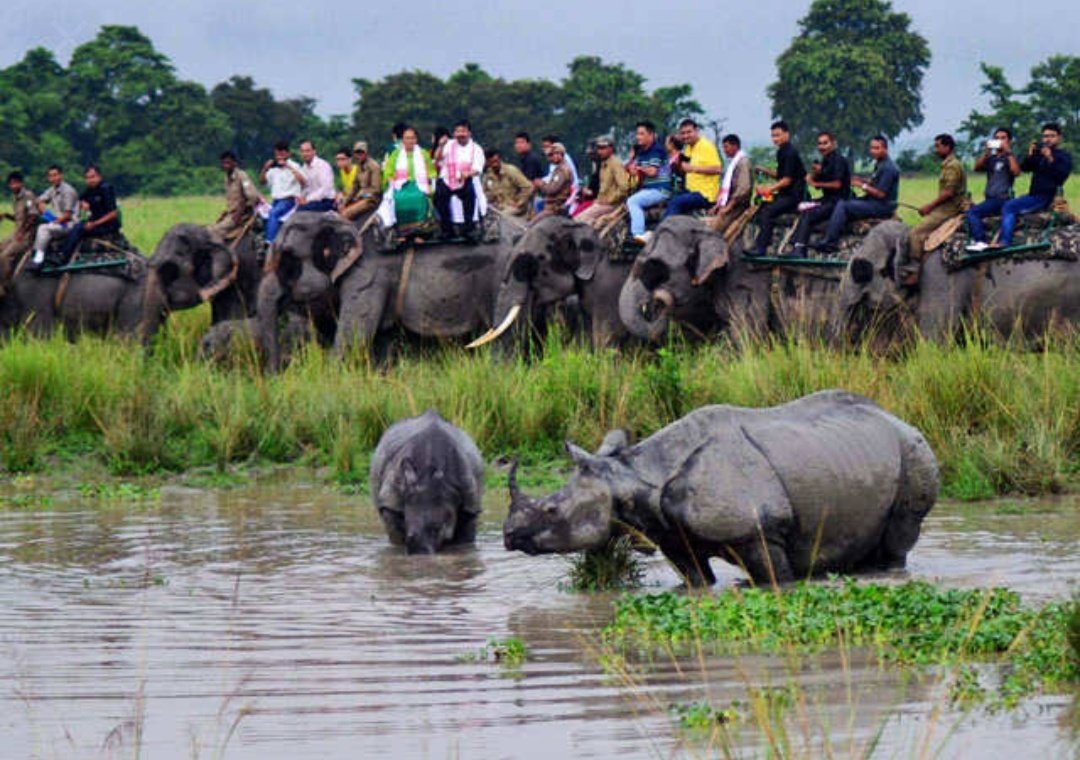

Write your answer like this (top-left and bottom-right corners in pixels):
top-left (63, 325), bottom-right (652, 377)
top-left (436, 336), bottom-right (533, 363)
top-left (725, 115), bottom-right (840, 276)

top-left (986, 138), bottom-right (1003, 153)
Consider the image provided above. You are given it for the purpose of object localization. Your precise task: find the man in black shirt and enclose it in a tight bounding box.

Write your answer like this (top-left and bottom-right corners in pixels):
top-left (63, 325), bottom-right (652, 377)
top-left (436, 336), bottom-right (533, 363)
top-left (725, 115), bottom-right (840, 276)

top-left (514, 132), bottom-right (544, 182)
top-left (790, 131), bottom-right (850, 255)
top-left (752, 121), bottom-right (806, 257)
top-left (60, 165), bottom-right (120, 263)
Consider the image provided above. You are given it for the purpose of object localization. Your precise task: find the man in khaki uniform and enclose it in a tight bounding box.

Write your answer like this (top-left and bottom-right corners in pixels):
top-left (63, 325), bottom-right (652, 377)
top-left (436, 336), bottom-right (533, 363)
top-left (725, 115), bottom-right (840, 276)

top-left (901, 133), bottom-right (967, 286)
top-left (340, 141), bottom-right (382, 220)
top-left (531, 143), bottom-right (574, 224)
top-left (575, 136), bottom-right (630, 225)
top-left (1, 171), bottom-right (38, 287)
top-left (482, 150), bottom-right (533, 219)
top-left (209, 151), bottom-right (259, 242)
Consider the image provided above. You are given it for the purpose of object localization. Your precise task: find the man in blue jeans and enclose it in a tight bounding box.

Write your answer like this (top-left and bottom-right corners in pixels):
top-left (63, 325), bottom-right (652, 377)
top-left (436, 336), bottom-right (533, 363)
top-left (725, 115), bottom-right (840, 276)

top-left (970, 123), bottom-right (1072, 250)
top-left (259, 141), bottom-right (306, 243)
top-left (625, 121), bottom-right (672, 245)
top-left (964, 127), bottom-right (1020, 251)
top-left (811, 135), bottom-right (899, 253)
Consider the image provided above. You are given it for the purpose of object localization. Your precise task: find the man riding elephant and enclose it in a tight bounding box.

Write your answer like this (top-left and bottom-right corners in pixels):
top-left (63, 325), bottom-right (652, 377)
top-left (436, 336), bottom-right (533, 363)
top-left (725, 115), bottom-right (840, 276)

top-left (209, 150), bottom-right (260, 244)
top-left (834, 219), bottom-right (1080, 345)
top-left (898, 134), bottom-right (966, 287)
top-left (0, 172), bottom-right (38, 292)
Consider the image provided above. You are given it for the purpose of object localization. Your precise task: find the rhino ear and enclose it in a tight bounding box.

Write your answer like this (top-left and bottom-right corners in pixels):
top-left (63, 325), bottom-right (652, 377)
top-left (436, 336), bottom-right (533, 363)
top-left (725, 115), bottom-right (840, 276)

top-left (565, 441), bottom-right (601, 471)
top-left (596, 429), bottom-right (628, 457)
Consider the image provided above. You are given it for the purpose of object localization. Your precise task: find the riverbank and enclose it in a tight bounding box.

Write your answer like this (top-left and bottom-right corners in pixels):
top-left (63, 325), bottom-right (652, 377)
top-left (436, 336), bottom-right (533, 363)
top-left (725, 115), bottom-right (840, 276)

top-left (3, 328), bottom-right (1079, 500)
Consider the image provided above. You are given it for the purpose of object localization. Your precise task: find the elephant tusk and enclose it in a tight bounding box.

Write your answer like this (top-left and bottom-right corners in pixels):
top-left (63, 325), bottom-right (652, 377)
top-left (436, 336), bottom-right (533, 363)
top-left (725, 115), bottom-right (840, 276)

top-left (466, 304), bottom-right (522, 349)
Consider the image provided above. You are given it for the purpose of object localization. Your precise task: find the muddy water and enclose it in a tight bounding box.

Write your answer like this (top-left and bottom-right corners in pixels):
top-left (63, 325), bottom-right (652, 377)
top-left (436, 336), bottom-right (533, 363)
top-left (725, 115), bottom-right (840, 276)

top-left (1, 482), bottom-right (1077, 760)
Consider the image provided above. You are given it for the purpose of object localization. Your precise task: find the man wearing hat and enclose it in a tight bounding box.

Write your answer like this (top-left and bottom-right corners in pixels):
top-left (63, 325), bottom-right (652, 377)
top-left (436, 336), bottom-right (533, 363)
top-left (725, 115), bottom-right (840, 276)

top-left (531, 143), bottom-right (574, 223)
top-left (575, 136), bottom-right (630, 226)
top-left (339, 140), bottom-right (383, 221)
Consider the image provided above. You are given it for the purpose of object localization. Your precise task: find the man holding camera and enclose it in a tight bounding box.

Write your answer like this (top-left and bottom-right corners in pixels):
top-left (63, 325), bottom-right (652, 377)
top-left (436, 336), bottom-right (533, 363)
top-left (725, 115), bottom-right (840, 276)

top-left (662, 119), bottom-right (722, 220)
top-left (964, 128), bottom-right (1021, 252)
top-left (986, 123), bottom-right (1073, 250)
top-left (260, 141), bottom-right (306, 243)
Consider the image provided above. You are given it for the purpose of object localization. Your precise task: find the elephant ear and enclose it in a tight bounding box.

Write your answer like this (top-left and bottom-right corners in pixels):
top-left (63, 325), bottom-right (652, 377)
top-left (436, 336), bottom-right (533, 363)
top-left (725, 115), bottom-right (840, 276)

top-left (571, 223), bottom-right (601, 281)
top-left (690, 228), bottom-right (730, 286)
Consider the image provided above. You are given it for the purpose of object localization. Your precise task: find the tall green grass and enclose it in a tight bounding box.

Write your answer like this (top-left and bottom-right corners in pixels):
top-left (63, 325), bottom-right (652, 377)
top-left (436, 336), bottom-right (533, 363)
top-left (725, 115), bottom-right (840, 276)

top-left (2, 326), bottom-right (1079, 498)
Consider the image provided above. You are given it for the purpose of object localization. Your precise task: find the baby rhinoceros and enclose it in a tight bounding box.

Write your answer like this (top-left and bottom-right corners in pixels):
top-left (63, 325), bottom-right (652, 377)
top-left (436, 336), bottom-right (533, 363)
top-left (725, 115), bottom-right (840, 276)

top-left (504, 390), bottom-right (939, 586)
top-left (370, 410), bottom-right (484, 554)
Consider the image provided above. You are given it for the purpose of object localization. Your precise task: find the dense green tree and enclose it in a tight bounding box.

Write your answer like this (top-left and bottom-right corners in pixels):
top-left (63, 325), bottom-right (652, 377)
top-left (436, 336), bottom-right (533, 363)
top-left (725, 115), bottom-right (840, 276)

top-left (767, 0), bottom-right (930, 155)
top-left (962, 55), bottom-right (1080, 153)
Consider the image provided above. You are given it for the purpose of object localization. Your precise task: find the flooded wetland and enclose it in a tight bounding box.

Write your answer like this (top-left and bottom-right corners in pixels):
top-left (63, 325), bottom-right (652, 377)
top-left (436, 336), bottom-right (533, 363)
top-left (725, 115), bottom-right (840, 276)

top-left (1, 478), bottom-right (1077, 759)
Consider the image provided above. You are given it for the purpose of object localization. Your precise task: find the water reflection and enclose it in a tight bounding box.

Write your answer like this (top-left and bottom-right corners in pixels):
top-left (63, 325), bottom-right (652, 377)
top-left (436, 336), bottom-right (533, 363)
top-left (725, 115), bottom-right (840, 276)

top-left (0, 484), bottom-right (1076, 759)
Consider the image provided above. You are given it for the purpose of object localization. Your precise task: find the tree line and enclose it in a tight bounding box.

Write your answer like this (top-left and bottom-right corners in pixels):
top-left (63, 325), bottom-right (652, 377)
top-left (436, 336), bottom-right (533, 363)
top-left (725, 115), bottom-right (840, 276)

top-left (0, 26), bottom-right (701, 196)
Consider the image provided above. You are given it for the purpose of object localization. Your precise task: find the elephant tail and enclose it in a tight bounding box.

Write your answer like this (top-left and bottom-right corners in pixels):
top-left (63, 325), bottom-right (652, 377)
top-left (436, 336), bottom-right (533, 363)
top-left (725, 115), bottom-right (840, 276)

top-left (881, 419), bottom-right (939, 561)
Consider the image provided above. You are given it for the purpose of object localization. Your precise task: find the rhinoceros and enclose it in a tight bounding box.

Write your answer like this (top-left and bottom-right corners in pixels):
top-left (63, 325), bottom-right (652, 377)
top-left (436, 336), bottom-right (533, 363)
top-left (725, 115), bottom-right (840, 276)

top-left (370, 409), bottom-right (485, 554)
top-left (504, 390), bottom-right (938, 585)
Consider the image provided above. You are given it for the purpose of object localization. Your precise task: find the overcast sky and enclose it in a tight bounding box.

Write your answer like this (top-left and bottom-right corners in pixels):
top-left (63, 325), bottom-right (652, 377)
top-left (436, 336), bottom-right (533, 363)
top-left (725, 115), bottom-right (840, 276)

top-left (4, 0), bottom-right (1077, 149)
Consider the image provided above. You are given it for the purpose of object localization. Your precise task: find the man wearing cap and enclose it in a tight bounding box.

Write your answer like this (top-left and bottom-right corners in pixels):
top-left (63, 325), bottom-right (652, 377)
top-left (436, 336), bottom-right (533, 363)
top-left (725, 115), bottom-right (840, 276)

top-left (209, 151), bottom-right (259, 242)
top-left (339, 141), bottom-right (383, 221)
top-left (482, 150), bottom-right (534, 219)
top-left (576, 137), bottom-right (630, 226)
top-left (531, 143), bottom-right (574, 223)
top-left (663, 119), bottom-right (723, 219)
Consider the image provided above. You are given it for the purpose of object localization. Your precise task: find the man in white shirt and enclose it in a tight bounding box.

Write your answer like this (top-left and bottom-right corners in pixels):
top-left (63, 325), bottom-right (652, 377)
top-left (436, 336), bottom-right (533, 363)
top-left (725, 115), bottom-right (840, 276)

top-left (434, 119), bottom-right (486, 241)
top-left (29, 164), bottom-right (79, 269)
top-left (297, 140), bottom-right (336, 213)
top-left (259, 140), bottom-right (306, 243)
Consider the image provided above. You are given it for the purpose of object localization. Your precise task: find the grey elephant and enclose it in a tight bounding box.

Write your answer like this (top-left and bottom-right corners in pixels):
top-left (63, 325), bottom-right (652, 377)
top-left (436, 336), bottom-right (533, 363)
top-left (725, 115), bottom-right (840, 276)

top-left (834, 219), bottom-right (1080, 344)
top-left (468, 216), bottom-right (634, 349)
top-left (370, 409), bottom-right (485, 554)
top-left (619, 217), bottom-right (865, 344)
top-left (0, 252), bottom-right (147, 338)
top-left (139, 224), bottom-right (264, 345)
top-left (504, 390), bottom-right (938, 586)
top-left (256, 211), bottom-right (560, 369)
top-left (199, 313), bottom-right (313, 365)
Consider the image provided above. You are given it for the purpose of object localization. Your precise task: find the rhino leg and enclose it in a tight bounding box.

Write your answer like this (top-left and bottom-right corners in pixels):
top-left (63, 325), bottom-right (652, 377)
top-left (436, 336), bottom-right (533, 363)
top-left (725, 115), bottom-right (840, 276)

top-left (878, 426), bottom-right (939, 564)
top-left (724, 534), bottom-right (795, 585)
top-left (653, 525), bottom-right (717, 587)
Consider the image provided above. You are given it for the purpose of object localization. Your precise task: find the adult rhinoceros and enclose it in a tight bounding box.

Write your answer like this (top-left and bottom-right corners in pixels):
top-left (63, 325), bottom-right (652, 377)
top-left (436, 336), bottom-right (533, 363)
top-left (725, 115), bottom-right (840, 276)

top-left (504, 390), bottom-right (938, 586)
top-left (834, 218), bottom-right (1080, 344)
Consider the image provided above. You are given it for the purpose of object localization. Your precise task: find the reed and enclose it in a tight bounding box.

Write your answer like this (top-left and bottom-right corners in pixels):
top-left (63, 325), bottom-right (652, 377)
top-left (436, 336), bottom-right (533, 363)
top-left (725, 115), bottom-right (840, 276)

top-left (2, 327), bottom-right (1080, 500)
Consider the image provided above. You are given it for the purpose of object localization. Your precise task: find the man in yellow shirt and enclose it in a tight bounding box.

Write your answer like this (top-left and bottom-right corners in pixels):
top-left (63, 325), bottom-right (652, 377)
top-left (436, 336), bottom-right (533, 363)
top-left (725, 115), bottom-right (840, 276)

top-left (663, 118), bottom-right (722, 219)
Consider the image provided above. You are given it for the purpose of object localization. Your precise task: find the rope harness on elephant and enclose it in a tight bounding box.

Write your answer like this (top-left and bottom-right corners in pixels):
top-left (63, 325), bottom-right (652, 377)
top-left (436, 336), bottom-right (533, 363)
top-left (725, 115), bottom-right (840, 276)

top-left (331, 214), bottom-right (376, 284)
top-left (196, 217), bottom-right (254, 304)
top-left (394, 245), bottom-right (416, 320)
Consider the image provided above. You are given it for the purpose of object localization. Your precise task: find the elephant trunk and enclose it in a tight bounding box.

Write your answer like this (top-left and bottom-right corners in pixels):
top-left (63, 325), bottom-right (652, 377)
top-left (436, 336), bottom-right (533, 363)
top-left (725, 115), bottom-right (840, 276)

top-left (256, 271), bottom-right (286, 372)
top-left (619, 276), bottom-right (670, 342)
top-left (199, 245), bottom-right (240, 314)
top-left (137, 267), bottom-right (168, 347)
